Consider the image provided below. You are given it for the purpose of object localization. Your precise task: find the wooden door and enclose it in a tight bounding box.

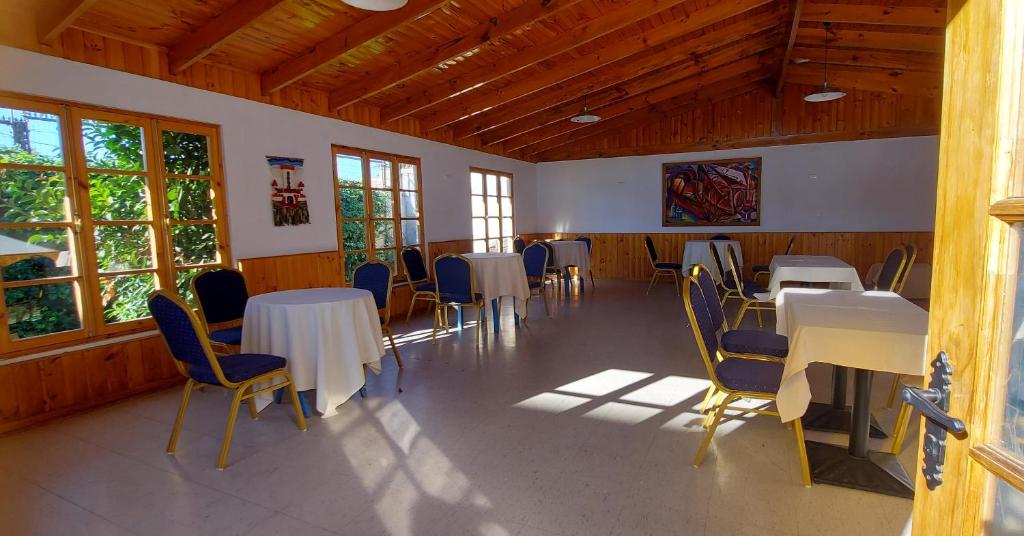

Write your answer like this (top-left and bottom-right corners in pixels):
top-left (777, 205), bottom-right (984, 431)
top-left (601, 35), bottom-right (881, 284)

top-left (910, 0), bottom-right (1024, 533)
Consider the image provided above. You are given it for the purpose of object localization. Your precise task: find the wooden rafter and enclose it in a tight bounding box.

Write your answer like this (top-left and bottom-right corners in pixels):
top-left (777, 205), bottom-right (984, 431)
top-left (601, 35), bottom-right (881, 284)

top-left (774, 0), bottom-right (803, 96)
top-left (38, 0), bottom-right (98, 45)
top-left (168, 0), bottom-right (289, 73)
top-left (419, 0), bottom-right (776, 133)
top-left (786, 63), bottom-right (942, 97)
top-left (801, 3), bottom-right (946, 28)
top-left (376, 0), bottom-right (693, 121)
top-left (789, 46), bottom-right (943, 72)
top-left (260, 0), bottom-right (448, 94)
top-left (794, 22), bottom-right (944, 53)
top-left (326, 0), bottom-right (583, 111)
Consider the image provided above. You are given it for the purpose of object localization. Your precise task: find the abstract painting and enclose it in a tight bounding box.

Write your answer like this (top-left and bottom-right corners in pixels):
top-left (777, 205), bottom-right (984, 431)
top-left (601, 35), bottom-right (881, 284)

top-left (662, 157), bottom-right (761, 226)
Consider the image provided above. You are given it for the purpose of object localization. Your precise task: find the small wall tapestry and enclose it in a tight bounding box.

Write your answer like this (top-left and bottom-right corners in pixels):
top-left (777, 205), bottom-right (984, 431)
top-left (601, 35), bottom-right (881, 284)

top-left (662, 157), bottom-right (761, 226)
top-left (267, 156), bottom-right (310, 226)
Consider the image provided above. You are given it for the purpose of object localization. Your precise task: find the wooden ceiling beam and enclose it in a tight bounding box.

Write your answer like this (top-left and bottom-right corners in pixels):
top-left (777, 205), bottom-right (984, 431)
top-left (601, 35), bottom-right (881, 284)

top-left (785, 63), bottom-right (942, 97)
top-left (326, 0), bottom-right (583, 111)
top-left (168, 0), bottom-right (289, 73)
top-left (377, 0), bottom-right (697, 121)
top-left (775, 0), bottom-right (803, 96)
top-left (789, 46), bottom-right (943, 72)
top-left (802, 3), bottom-right (946, 28)
top-left (38, 0), bottom-right (99, 45)
top-left (260, 0), bottom-right (448, 94)
top-left (795, 23), bottom-right (944, 53)
top-left (472, 21), bottom-right (782, 146)
top-left (418, 0), bottom-right (776, 132)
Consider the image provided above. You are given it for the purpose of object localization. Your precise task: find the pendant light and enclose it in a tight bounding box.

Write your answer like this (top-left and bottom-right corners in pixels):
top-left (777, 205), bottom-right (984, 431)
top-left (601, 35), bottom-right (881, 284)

top-left (804, 21), bottom-right (847, 103)
top-left (570, 94), bottom-right (601, 123)
top-left (341, 0), bottom-right (407, 11)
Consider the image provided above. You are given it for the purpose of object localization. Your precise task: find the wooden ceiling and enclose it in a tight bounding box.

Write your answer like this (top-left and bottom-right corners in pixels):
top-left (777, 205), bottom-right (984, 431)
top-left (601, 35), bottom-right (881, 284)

top-left (22, 0), bottom-right (945, 161)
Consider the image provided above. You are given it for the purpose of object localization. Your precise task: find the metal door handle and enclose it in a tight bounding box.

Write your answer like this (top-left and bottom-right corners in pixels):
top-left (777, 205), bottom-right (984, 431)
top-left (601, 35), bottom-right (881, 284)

top-left (902, 385), bottom-right (967, 436)
top-left (905, 351), bottom-right (968, 490)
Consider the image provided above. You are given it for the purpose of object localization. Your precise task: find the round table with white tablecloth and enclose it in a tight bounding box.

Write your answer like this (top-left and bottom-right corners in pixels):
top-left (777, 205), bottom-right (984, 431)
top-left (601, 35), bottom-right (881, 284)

top-left (463, 252), bottom-right (529, 332)
top-left (681, 240), bottom-right (742, 283)
top-left (242, 288), bottom-right (384, 418)
top-left (549, 240), bottom-right (591, 296)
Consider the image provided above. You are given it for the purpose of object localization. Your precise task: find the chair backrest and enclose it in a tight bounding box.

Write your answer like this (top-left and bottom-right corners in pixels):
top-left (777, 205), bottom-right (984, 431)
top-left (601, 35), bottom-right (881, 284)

top-left (401, 246), bottom-right (429, 283)
top-left (193, 268), bottom-right (249, 326)
top-left (522, 242), bottom-right (548, 280)
top-left (707, 242), bottom-right (727, 283)
top-left (575, 236), bottom-right (592, 253)
top-left (538, 241), bottom-right (556, 268)
top-left (353, 260), bottom-right (393, 322)
top-left (876, 247), bottom-right (907, 291)
top-left (726, 244), bottom-right (747, 293)
top-left (644, 236), bottom-right (658, 264)
top-left (434, 254), bottom-right (476, 304)
top-left (682, 276), bottom-right (724, 386)
top-left (895, 243), bottom-right (918, 293)
top-left (784, 236), bottom-right (796, 255)
top-left (710, 234), bottom-right (731, 240)
top-left (691, 264), bottom-right (727, 331)
top-left (513, 237), bottom-right (526, 254)
top-left (147, 290), bottom-right (226, 385)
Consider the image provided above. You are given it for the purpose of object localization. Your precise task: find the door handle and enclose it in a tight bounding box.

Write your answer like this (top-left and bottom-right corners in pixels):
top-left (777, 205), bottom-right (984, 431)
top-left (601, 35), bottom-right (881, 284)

top-left (901, 351), bottom-right (968, 490)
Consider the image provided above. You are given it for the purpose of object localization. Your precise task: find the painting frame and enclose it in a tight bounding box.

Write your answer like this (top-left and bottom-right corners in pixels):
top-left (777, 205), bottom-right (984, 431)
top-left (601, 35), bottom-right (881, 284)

top-left (661, 156), bottom-right (762, 227)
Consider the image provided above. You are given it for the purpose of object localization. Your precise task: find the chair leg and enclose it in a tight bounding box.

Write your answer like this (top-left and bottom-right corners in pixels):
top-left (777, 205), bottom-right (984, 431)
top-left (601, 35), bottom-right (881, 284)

top-left (475, 305), bottom-right (483, 344)
top-left (216, 388), bottom-right (245, 470)
top-left (703, 391), bottom-right (727, 428)
top-left (431, 303), bottom-right (440, 344)
top-left (694, 394), bottom-right (735, 466)
top-left (385, 325), bottom-right (403, 368)
top-left (646, 272), bottom-right (659, 295)
top-left (699, 385), bottom-right (718, 414)
top-left (890, 402), bottom-right (914, 455)
top-left (245, 386), bottom-right (259, 420)
top-left (589, 269), bottom-right (596, 288)
top-left (734, 301), bottom-right (751, 329)
top-left (406, 296), bottom-right (417, 322)
top-left (543, 289), bottom-right (551, 317)
top-left (673, 271), bottom-right (681, 296)
top-left (167, 379), bottom-right (196, 454)
top-left (755, 305), bottom-right (763, 328)
top-left (793, 418), bottom-right (812, 487)
top-left (886, 374), bottom-right (903, 408)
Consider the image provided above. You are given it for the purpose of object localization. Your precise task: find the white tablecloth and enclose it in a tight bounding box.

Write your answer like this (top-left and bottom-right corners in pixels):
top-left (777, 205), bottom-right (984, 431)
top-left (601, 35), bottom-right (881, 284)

top-left (549, 240), bottom-right (590, 273)
top-left (463, 252), bottom-right (529, 318)
top-left (242, 288), bottom-right (384, 418)
top-left (681, 240), bottom-right (742, 283)
top-left (766, 255), bottom-right (865, 298)
top-left (774, 288), bottom-right (928, 422)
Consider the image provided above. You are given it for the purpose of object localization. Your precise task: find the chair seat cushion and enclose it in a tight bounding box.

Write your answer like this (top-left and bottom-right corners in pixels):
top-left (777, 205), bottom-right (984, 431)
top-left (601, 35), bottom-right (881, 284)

top-left (721, 277), bottom-right (737, 289)
top-left (741, 281), bottom-right (770, 300)
top-left (655, 262), bottom-right (682, 270)
top-left (413, 282), bottom-right (436, 293)
top-left (439, 292), bottom-right (484, 304)
top-left (715, 358), bottom-right (783, 394)
top-left (191, 353), bottom-right (287, 385)
top-left (752, 264), bottom-right (770, 273)
top-left (722, 330), bottom-right (788, 357)
top-left (208, 326), bottom-right (243, 346)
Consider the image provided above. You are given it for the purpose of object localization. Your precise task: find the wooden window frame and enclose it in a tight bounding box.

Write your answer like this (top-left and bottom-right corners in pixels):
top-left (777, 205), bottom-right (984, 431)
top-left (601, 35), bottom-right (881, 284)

top-left (470, 167), bottom-right (515, 253)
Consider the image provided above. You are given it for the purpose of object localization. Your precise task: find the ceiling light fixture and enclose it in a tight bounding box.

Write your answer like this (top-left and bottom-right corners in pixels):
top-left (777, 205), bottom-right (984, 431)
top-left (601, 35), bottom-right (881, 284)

top-left (570, 94), bottom-right (601, 123)
top-left (804, 21), bottom-right (846, 103)
top-left (341, 0), bottom-right (408, 12)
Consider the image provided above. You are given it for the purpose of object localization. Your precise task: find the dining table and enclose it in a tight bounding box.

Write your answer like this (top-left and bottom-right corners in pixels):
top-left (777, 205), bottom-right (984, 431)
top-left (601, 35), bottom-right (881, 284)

top-left (775, 288), bottom-right (929, 497)
top-left (462, 252), bottom-right (530, 333)
top-left (681, 239), bottom-right (742, 283)
top-left (241, 288), bottom-right (385, 418)
top-left (766, 255), bottom-right (865, 298)
top-left (548, 240), bottom-right (590, 296)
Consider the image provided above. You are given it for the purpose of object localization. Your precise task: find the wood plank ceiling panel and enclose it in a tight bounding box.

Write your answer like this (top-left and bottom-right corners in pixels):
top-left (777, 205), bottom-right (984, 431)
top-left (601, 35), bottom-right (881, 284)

top-left (74, 0), bottom-right (237, 47)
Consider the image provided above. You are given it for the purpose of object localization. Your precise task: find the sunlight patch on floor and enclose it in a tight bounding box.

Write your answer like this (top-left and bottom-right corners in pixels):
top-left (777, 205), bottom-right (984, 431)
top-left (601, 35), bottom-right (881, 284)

top-left (555, 369), bottom-right (653, 397)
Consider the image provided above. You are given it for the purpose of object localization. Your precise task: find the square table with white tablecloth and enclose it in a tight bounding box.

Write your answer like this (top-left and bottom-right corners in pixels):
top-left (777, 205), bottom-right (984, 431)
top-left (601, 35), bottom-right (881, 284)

top-left (463, 252), bottom-right (529, 332)
top-left (766, 255), bottom-right (865, 298)
top-left (682, 240), bottom-right (742, 282)
top-left (242, 288), bottom-right (384, 418)
top-left (549, 240), bottom-right (590, 295)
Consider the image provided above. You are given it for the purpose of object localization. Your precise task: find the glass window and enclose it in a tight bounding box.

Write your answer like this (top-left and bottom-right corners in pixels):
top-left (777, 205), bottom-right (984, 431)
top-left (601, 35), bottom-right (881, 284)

top-left (470, 168), bottom-right (514, 252)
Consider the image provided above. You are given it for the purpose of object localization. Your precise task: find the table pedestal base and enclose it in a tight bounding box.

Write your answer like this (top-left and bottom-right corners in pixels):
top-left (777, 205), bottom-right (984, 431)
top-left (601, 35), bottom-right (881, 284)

top-left (805, 441), bottom-right (914, 499)
top-left (803, 402), bottom-right (888, 438)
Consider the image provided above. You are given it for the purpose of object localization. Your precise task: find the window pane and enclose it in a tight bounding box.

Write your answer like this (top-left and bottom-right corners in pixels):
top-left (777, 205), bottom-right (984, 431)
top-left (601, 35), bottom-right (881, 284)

top-left (399, 191), bottom-right (419, 218)
top-left (372, 190), bottom-right (394, 218)
top-left (0, 169), bottom-right (68, 223)
top-left (472, 218), bottom-right (486, 240)
top-left (502, 218), bottom-right (514, 236)
top-left (0, 107), bottom-right (64, 165)
top-left (486, 174), bottom-right (497, 196)
top-left (401, 219), bottom-right (420, 246)
top-left (399, 162), bottom-right (417, 190)
top-left (5, 281), bottom-right (81, 340)
top-left (99, 272), bottom-right (154, 323)
top-left (487, 239), bottom-right (500, 252)
top-left (487, 196), bottom-right (499, 217)
top-left (471, 195), bottom-right (485, 217)
top-left (473, 240), bottom-right (486, 253)
top-left (94, 224), bottom-right (153, 271)
top-left (1002, 223), bottom-right (1024, 458)
top-left (162, 131), bottom-right (210, 176)
top-left (340, 188), bottom-right (366, 219)
top-left (167, 178), bottom-right (213, 220)
top-left (991, 477), bottom-right (1024, 536)
top-left (471, 172), bottom-right (483, 195)
top-left (176, 267), bottom-right (201, 305)
top-left (171, 224), bottom-right (217, 265)
top-left (89, 174), bottom-right (148, 221)
top-left (81, 120), bottom-right (144, 171)
top-left (344, 252), bottom-right (367, 281)
top-left (376, 249), bottom-right (396, 271)
top-left (501, 197), bottom-right (512, 216)
top-left (374, 220), bottom-right (395, 248)
top-left (336, 155), bottom-right (364, 187)
top-left (488, 217), bottom-right (500, 237)
top-left (1, 228), bottom-right (73, 281)
top-left (342, 221), bottom-right (366, 250)
top-left (500, 175), bottom-right (511, 197)
top-left (369, 159), bottom-right (392, 188)
top-left (502, 238), bottom-right (512, 253)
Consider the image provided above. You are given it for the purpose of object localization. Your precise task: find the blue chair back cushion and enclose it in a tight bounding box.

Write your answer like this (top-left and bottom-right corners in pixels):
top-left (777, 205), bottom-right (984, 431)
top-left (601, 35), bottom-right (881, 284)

top-left (401, 247), bottom-right (429, 282)
top-left (707, 243), bottom-right (727, 281)
top-left (575, 236), bottom-right (592, 253)
top-left (435, 256), bottom-right (476, 304)
top-left (644, 236), bottom-right (658, 262)
top-left (687, 280), bottom-right (719, 358)
top-left (715, 358), bottom-right (783, 393)
top-left (148, 293), bottom-right (215, 376)
top-left (190, 354), bottom-right (286, 385)
top-left (539, 241), bottom-right (557, 268)
top-left (721, 330), bottom-right (789, 358)
top-left (353, 262), bottom-right (392, 310)
top-left (513, 238), bottom-right (526, 254)
top-left (877, 248), bottom-right (905, 291)
top-left (194, 269), bottom-right (249, 324)
top-left (726, 245), bottom-right (745, 291)
top-left (695, 268), bottom-right (725, 328)
top-left (710, 234), bottom-right (731, 240)
top-left (523, 243), bottom-right (548, 279)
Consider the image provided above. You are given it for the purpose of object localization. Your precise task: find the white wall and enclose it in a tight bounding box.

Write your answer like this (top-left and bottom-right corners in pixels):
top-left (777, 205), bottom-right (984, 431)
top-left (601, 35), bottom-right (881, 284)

top-left (534, 136), bottom-right (939, 233)
top-left (0, 46), bottom-right (537, 259)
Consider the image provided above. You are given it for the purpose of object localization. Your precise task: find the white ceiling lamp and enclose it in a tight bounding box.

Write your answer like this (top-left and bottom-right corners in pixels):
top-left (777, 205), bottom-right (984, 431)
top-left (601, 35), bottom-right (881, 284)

top-left (804, 21), bottom-right (847, 103)
top-left (570, 94), bottom-right (601, 123)
top-left (341, 0), bottom-right (407, 11)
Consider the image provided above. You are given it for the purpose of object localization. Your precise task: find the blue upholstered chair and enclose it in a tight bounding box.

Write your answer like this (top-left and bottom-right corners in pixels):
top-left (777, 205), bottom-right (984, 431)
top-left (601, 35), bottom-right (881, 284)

top-left (353, 260), bottom-right (403, 368)
top-left (644, 235), bottom-right (681, 295)
top-left (710, 234), bottom-right (731, 240)
top-left (522, 242), bottom-right (551, 318)
top-left (875, 247), bottom-right (908, 291)
top-left (691, 264), bottom-right (788, 362)
top-left (575, 236), bottom-right (596, 287)
top-left (682, 276), bottom-right (810, 487)
top-left (886, 243), bottom-right (920, 410)
top-left (192, 267), bottom-right (249, 354)
top-left (432, 254), bottom-right (485, 343)
top-left (401, 246), bottom-right (438, 322)
top-left (726, 244), bottom-right (774, 328)
top-left (513, 237), bottom-right (526, 255)
top-left (707, 241), bottom-right (739, 304)
top-left (753, 236), bottom-right (795, 283)
top-left (538, 241), bottom-right (562, 291)
top-left (148, 290), bottom-right (306, 470)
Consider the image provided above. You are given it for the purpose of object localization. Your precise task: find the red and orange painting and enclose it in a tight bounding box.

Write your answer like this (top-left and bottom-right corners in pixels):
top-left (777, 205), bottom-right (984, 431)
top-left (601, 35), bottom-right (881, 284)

top-left (662, 157), bottom-right (761, 227)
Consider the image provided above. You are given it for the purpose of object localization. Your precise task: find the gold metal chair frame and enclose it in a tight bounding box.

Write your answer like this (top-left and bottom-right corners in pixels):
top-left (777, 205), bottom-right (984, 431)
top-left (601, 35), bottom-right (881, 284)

top-left (353, 259), bottom-right (404, 368)
top-left (690, 265), bottom-right (784, 364)
top-left (726, 244), bottom-right (774, 328)
top-left (874, 246), bottom-right (908, 292)
top-left (682, 277), bottom-right (811, 487)
top-left (151, 290), bottom-right (307, 470)
top-left (645, 236), bottom-right (681, 295)
top-left (885, 243), bottom-right (920, 409)
top-left (753, 236), bottom-right (795, 284)
top-left (575, 236), bottom-right (597, 288)
top-left (401, 245), bottom-right (439, 322)
top-left (191, 266), bottom-right (247, 355)
top-left (431, 253), bottom-right (487, 344)
top-left (523, 243), bottom-right (552, 319)
top-left (532, 240), bottom-right (562, 292)
top-left (707, 242), bottom-right (738, 304)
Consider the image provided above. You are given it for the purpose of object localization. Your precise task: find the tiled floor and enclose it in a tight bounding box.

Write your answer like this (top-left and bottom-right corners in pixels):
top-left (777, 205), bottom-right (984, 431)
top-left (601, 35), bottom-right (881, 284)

top-left (0, 280), bottom-right (918, 536)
